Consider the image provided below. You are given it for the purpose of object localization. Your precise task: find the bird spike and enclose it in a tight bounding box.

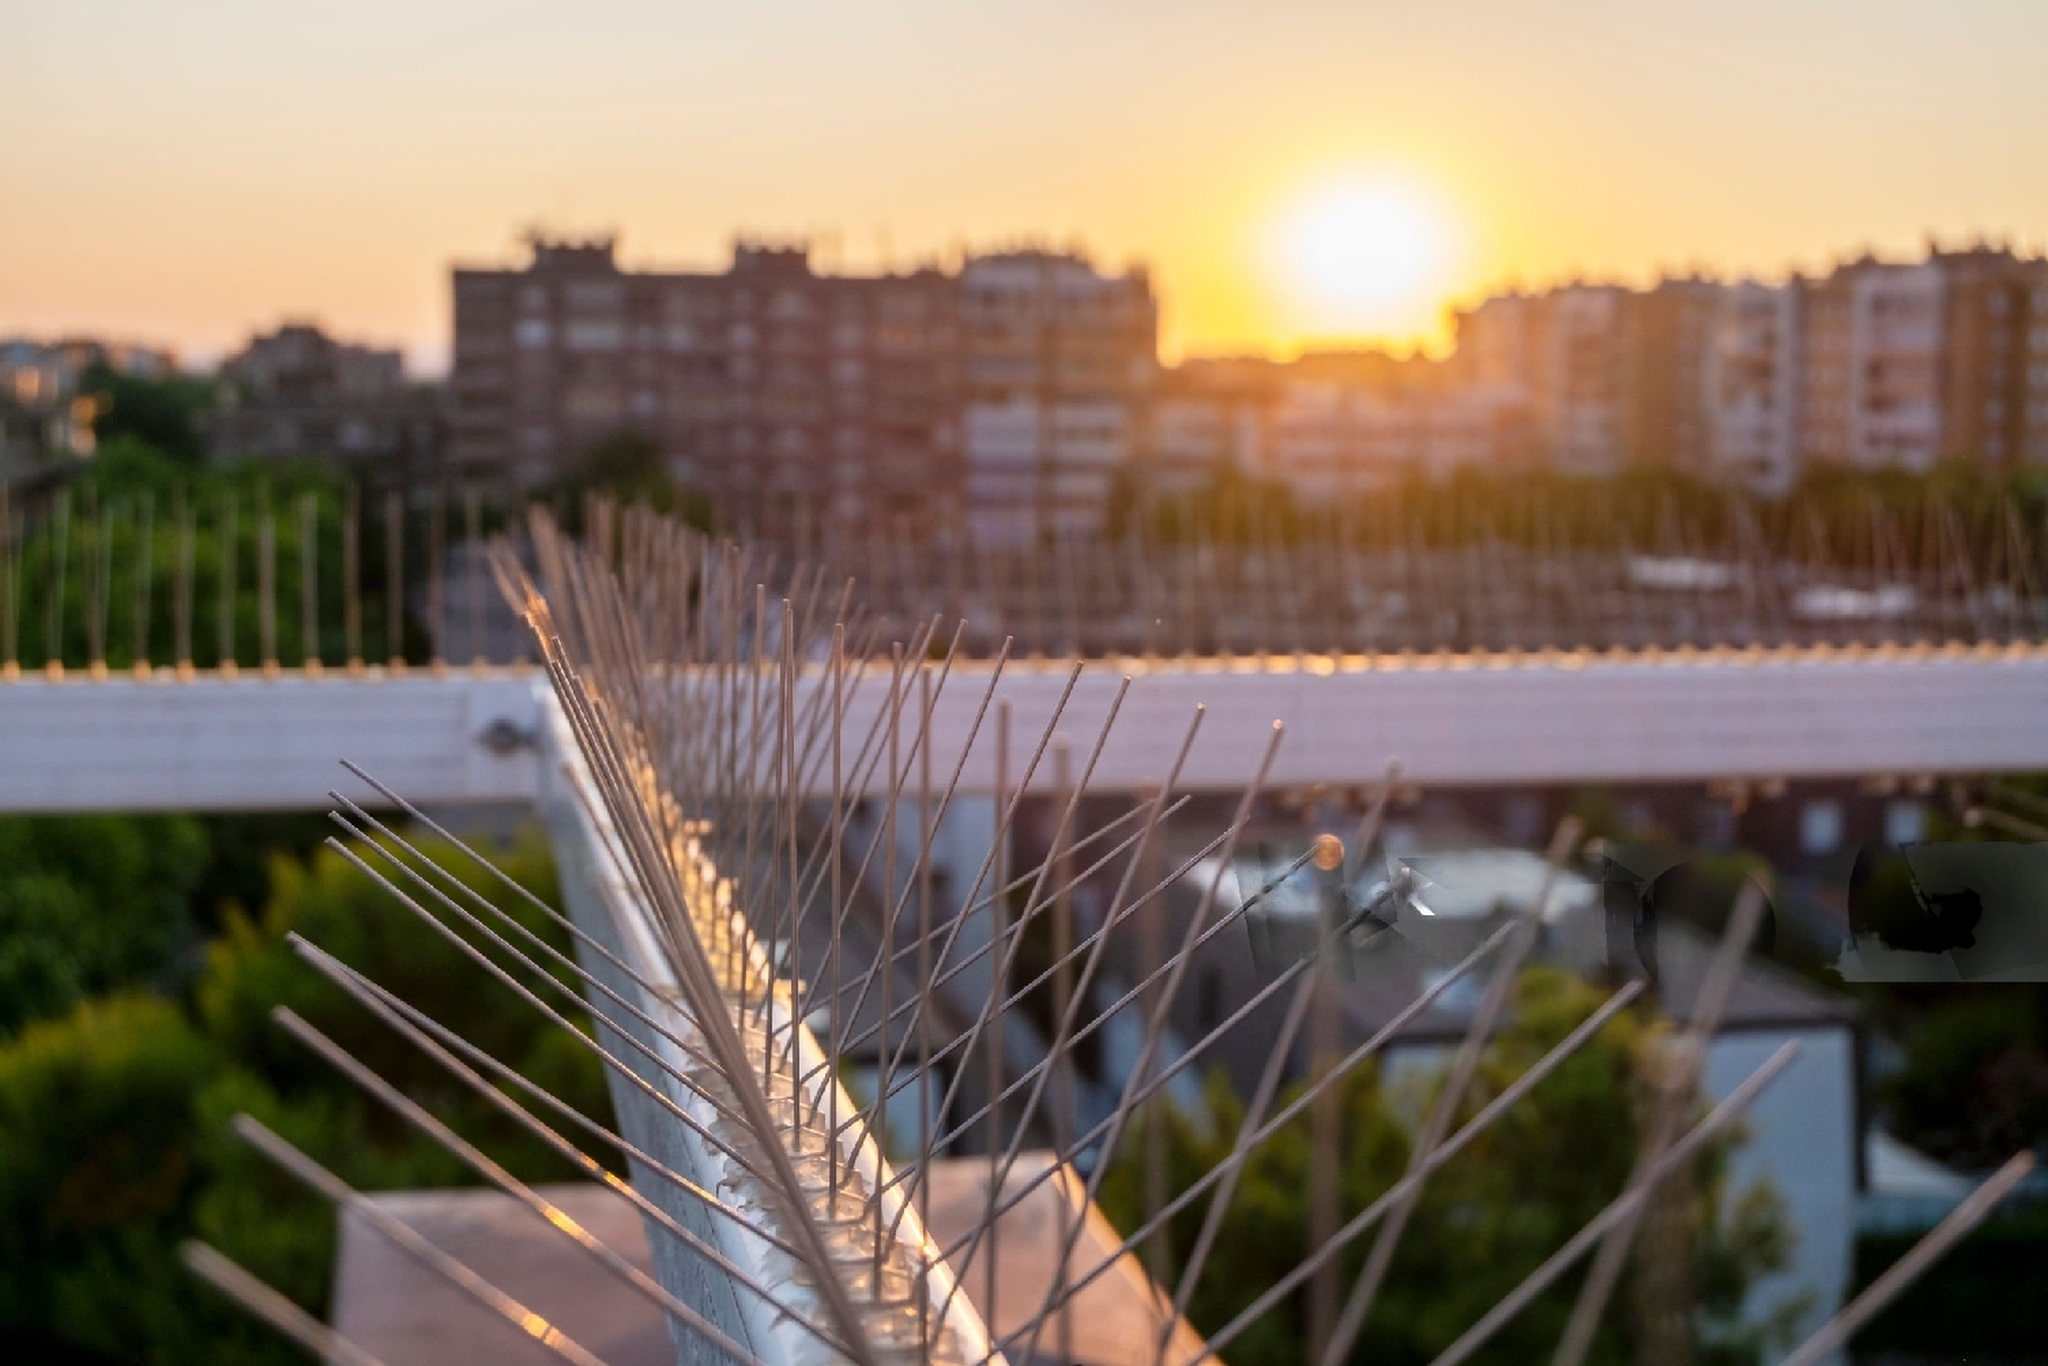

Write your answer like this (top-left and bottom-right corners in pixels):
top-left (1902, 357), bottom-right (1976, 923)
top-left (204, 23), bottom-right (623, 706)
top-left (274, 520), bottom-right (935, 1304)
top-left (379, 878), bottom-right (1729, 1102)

top-left (188, 500), bottom-right (2029, 1366)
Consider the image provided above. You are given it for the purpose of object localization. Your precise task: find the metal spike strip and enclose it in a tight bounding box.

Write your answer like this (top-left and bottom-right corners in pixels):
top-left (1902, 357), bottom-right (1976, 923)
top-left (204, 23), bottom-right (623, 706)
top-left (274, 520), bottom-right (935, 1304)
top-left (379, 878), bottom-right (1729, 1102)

top-left (178, 499), bottom-right (2039, 1366)
top-left (0, 479), bottom-right (2046, 678)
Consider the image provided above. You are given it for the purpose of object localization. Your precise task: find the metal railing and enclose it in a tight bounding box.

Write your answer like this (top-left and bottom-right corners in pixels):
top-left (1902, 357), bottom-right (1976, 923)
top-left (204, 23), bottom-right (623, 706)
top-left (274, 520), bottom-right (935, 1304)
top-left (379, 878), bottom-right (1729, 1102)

top-left (0, 482), bottom-right (534, 680)
top-left (174, 502), bottom-right (2039, 1366)
top-left (7, 480), bottom-right (2048, 679)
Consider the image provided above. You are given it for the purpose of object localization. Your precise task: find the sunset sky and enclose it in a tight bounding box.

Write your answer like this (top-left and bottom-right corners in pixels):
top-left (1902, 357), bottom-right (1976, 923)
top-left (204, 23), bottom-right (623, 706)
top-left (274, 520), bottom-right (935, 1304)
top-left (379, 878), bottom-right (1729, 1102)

top-left (5, 0), bottom-right (2046, 372)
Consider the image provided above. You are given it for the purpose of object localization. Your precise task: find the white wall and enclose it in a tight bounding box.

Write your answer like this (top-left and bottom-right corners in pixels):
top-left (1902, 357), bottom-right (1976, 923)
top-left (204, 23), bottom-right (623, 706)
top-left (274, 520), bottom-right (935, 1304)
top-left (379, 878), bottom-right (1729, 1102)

top-left (1703, 1027), bottom-right (1856, 1362)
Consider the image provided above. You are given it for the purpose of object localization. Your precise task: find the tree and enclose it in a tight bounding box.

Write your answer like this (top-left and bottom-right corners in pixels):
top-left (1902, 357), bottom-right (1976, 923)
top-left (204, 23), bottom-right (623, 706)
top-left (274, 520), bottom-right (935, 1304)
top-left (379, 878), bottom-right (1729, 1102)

top-left (0, 830), bottom-right (613, 1364)
top-left (79, 361), bottom-right (211, 467)
top-left (1881, 991), bottom-right (2048, 1169)
top-left (0, 815), bottom-right (209, 1038)
top-left (542, 429), bottom-right (718, 536)
top-left (6, 438), bottom-right (407, 670)
top-left (1099, 968), bottom-right (1799, 1366)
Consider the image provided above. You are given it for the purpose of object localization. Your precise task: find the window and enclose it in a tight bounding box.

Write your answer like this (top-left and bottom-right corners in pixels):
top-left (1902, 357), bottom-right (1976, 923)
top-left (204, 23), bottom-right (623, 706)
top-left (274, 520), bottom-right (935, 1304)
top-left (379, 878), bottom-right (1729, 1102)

top-left (564, 320), bottom-right (623, 352)
top-left (1885, 800), bottom-right (1926, 848)
top-left (1800, 799), bottom-right (1844, 857)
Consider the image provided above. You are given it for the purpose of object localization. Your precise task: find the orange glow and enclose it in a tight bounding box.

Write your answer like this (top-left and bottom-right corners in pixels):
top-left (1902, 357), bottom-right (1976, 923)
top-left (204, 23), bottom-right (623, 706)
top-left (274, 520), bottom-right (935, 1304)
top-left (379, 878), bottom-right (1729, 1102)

top-left (4, 4), bottom-right (2044, 371)
top-left (1266, 174), bottom-right (1461, 351)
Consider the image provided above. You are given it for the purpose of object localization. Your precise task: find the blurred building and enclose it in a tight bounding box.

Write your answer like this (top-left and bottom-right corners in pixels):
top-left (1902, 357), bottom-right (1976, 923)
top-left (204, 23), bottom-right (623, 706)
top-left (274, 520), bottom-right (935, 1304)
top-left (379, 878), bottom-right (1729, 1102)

top-left (1436, 242), bottom-right (2048, 490)
top-left (452, 236), bottom-right (963, 541)
top-left (206, 323), bottom-right (435, 483)
top-left (959, 250), bottom-right (1157, 545)
top-left (1140, 352), bottom-right (1530, 504)
top-left (1618, 277), bottom-right (1722, 472)
top-left (1454, 290), bottom-right (1557, 403)
top-left (1144, 360), bottom-right (1273, 498)
top-left (454, 236), bottom-right (1155, 545)
top-left (1937, 244), bottom-right (2048, 470)
top-left (0, 336), bottom-right (177, 464)
top-left (444, 233), bottom-right (2048, 527)
top-left (1455, 283), bottom-right (1702, 478)
top-left (1544, 284), bottom-right (1631, 476)
top-left (1796, 258), bottom-right (1947, 473)
top-left (1707, 281), bottom-right (1803, 495)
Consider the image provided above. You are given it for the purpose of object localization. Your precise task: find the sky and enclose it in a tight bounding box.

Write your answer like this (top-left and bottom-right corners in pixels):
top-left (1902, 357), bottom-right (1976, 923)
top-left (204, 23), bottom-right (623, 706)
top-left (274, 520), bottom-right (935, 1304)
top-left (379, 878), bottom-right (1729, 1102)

top-left (4, 0), bottom-right (2047, 373)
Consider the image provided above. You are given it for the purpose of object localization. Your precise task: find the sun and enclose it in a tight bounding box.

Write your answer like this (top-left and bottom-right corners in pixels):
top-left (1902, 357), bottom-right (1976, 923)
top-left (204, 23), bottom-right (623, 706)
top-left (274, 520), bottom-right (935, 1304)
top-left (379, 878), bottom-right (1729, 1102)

top-left (1272, 176), bottom-right (1456, 342)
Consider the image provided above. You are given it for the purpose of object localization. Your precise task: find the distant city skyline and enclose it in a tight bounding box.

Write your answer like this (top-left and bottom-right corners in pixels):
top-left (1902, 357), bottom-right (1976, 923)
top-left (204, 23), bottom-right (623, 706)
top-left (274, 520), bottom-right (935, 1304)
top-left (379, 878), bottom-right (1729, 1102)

top-left (5, 0), bottom-right (2046, 372)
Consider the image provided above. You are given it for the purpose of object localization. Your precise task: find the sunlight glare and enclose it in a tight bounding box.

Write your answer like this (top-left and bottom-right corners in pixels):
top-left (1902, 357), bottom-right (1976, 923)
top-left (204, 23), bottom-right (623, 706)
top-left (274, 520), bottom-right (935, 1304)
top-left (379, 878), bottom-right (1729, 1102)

top-left (1273, 176), bottom-right (1456, 343)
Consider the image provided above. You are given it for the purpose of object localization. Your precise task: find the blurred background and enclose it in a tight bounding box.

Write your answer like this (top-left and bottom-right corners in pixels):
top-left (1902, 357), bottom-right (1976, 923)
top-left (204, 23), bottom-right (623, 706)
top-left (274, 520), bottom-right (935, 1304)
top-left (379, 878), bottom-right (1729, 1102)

top-left (5, 3), bottom-right (2048, 1363)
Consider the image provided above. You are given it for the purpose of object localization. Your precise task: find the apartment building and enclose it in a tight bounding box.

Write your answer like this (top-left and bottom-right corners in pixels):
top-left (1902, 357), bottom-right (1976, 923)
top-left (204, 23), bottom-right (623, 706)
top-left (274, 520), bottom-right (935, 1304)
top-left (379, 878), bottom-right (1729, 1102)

top-left (1438, 245), bottom-right (2048, 489)
top-left (1454, 291), bottom-right (1556, 401)
top-left (1938, 246), bottom-right (2048, 469)
top-left (1263, 380), bottom-right (1388, 499)
top-left (958, 250), bottom-right (1156, 545)
top-left (1424, 382), bottom-right (1532, 480)
top-left (1139, 347), bottom-right (1533, 504)
top-left (206, 323), bottom-right (432, 480)
top-left (1454, 284), bottom-right (1653, 477)
top-left (1708, 282), bottom-right (1802, 495)
top-left (2028, 275), bottom-right (2048, 467)
top-left (1146, 361), bottom-right (1272, 496)
top-left (451, 237), bottom-right (1151, 544)
top-left (1544, 285), bottom-right (1629, 476)
top-left (450, 236), bottom-right (963, 541)
top-left (446, 231), bottom-right (2048, 529)
top-left (0, 337), bottom-right (177, 463)
top-left (1857, 261), bottom-right (1946, 472)
top-left (1795, 257), bottom-right (1946, 472)
top-left (1618, 277), bottom-right (1722, 471)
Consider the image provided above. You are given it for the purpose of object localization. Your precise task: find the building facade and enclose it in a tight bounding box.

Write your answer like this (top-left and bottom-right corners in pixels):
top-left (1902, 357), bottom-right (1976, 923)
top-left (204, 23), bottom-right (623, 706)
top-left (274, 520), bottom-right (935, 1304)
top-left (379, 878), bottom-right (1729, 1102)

top-left (206, 323), bottom-right (432, 481)
top-left (451, 237), bottom-right (1150, 545)
top-left (1708, 281), bottom-right (1802, 495)
top-left (0, 337), bottom-right (178, 465)
top-left (959, 251), bottom-right (1156, 545)
top-left (447, 234), bottom-right (2048, 527)
top-left (1937, 246), bottom-right (2048, 470)
top-left (1619, 277), bottom-right (1722, 472)
top-left (1145, 362), bottom-right (1271, 498)
top-left (1543, 285), bottom-right (1630, 476)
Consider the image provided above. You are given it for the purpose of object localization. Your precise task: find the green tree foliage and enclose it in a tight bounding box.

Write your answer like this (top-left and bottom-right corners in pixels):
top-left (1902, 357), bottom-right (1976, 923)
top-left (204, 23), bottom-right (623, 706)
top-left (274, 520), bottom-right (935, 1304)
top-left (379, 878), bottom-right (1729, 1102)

top-left (0, 830), bottom-right (613, 1365)
top-left (0, 816), bottom-right (210, 1038)
top-left (540, 430), bottom-right (718, 536)
top-left (79, 361), bottom-right (212, 467)
top-left (5, 438), bottom-right (410, 670)
top-left (1850, 1201), bottom-right (2048, 1361)
top-left (1099, 968), bottom-right (1798, 1366)
top-left (1881, 990), bottom-right (2048, 1169)
top-left (1116, 459), bottom-right (2048, 593)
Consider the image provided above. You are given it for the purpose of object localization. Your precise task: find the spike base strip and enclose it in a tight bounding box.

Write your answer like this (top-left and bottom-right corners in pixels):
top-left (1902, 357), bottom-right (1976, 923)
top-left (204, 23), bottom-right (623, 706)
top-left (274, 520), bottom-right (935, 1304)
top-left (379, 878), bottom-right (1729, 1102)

top-left (536, 690), bottom-right (1005, 1366)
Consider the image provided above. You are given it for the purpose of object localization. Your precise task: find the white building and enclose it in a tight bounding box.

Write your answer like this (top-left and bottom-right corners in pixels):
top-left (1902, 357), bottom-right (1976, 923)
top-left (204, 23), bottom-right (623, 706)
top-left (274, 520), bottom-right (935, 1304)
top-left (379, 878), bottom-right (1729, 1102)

top-left (1422, 382), bottom-right (1527, 481)
top-left (960, 251), bottom-right (1155, 545)
top-left (1709, 282), bottom-right (1803, 495)
top-left (1851, 262), bottom-right (1947, 472)
top-left (1264, 380), bottom-right (1422, 499)
top-left (1800, 260), bottom-right (1948, 474)
top-left (1546, 285), bottom-right (1629, 475)
top-left (1147, 390), bottom-right (1264, 496)
top-left (1174, 847), bottom-right (1858, 1360)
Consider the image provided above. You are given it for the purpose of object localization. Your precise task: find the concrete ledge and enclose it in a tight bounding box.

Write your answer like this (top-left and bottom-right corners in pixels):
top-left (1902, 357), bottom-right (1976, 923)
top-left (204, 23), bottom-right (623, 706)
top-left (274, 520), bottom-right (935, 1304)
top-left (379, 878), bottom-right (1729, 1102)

top-left (4, 647), bottom-right (2046, 812)
top-left (0, 671), bottom-right (541, 811)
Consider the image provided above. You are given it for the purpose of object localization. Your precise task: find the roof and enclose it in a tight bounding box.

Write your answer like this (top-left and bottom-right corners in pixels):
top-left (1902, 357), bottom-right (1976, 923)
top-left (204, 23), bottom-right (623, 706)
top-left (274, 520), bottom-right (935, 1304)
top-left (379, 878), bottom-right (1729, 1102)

top-left (330, 1161), bottom-right (1210, 1366)
top-left (1336, 916), bottom-right (1859, 1047)
top-left (330, 1184), bottom-right (672, 1366)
